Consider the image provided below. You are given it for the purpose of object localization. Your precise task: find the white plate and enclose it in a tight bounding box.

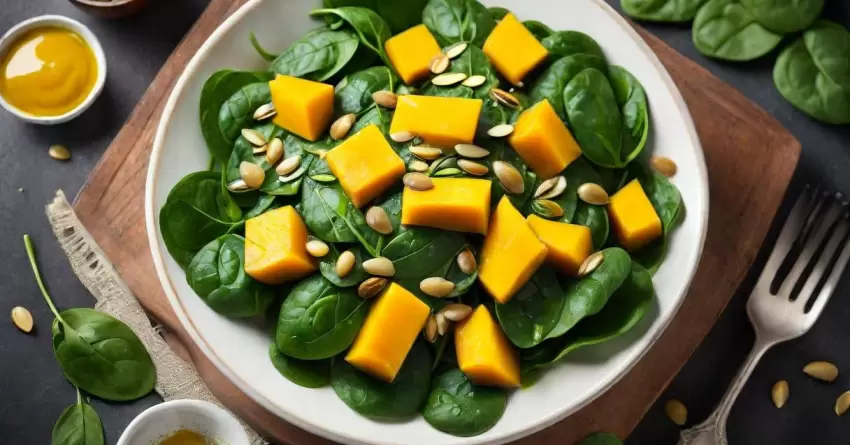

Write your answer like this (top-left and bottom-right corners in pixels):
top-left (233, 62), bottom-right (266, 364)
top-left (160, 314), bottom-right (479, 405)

top-left (146, 1), bottom-right (709, 444)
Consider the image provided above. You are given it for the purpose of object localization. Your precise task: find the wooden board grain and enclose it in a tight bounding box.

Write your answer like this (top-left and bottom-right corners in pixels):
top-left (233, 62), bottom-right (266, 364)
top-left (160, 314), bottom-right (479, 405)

top-left (72, 1), bottom-right (800, 443)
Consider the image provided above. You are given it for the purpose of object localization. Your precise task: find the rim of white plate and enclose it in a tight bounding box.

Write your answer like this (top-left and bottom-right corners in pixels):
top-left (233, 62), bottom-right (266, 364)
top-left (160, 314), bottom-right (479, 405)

top-left (145, 1), bottom-right (709, 444)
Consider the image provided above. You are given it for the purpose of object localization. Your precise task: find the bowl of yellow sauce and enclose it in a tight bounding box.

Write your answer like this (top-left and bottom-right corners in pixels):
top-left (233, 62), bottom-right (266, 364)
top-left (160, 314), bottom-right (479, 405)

top-left (0, 15), bottom-right (106, 124)
top-left (117, 399), bottom-right (249, 445)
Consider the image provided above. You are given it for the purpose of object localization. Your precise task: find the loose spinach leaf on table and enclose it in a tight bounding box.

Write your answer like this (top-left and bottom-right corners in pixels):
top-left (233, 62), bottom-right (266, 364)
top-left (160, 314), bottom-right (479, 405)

top-left (275, 274), bottom-right (369, 360)
top-left (269, 343), bottom-right (330, 388)
top-left (740, 0), bottom-right (823, 33)
top-left (335, 66), bottom-right (397, 117)
top-left (529, 54), bottom-right (608, 123)
top-left (300, 177), bottom-right (384, 255)
top-left (608, 66), bottom-right (650, 165)
top-left (692, 0), bottom-right (783, 61)
top-left (524, 20), bottom-right (553, 41)
top-left (310, 7), bottom-right (392, 62)
top-left (564, 68), bottom-right (624, 169)
top-left (423, 0), bottom-right (497, 47)
top-left (272, 27), bottom-right (363, 81)
top-left (51, 388), bottom-right (104, 445)
top-left (542, 31), bottom-right (607, 63)
top-left (421, 45), bottom-right (498, 100)
top-left (495, 267), bottom-right (565, 348)
top-left (319, 244), bottom-right (371, 287)
top-left (422, 369), bottom-right (507, 437)
top-left (323, 0), bottom-right (429, 33)
top-left (576, 432), bottom-right (625, 445)
top-left (218, 82), bottom-right (272, 162)
top-left (331, 340), bottom-right (432, 419)
top-left (620, 0), bottom-right (706, 23)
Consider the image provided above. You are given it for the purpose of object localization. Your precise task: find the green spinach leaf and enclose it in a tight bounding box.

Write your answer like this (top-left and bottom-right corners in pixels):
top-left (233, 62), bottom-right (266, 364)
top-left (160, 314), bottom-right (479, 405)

top-left (319, 244), bottom-right (371, 287)
top-left (51, 388), bottom-right (104, 445)
top-left (310, 7), bottom-right (392, 62)
top-left (577, 432), bottom-right (624, 445)
top-left (300, 178), bottom-right (384, 255)
top-left (495, 267), bottom-right (565, 348)
top-left (620, 0), bottom-right (706, 23)
top-left (542, 31), bottom-right (607, 62)
top-left (218, 82), bottom-right (272, 162)
top-left (574, 203), bottom-right (610, 250)
top-left (692, 0), bottom-right (783, 61)
top-left (323, 0), bottom-right (429, 33)
top-left (335, 66), bottom-right (397, 117)
top-left (269, 343), bottom-right (330, 388)
top-left (423, 0), bottom-right (497, 47)
top-left (485, 140), bottom-right (536, 210)
top-left (529, 54), bottom-right (608, 122)
top-left (272, 27), bottom-right (362, 81)
top-left (421, 45), bottom-right (498, 99)
top-left (524, 20), bottom-right (553, 41)
top-left (608, 66), bottom-right (649, 165)
top-left (487, 6), bottom-right (510, 20)
top-left (740, 0), bottom-right (823, 33)
top-left (564, 68), bottom-right (624, 168)
top-left (422, 369), bottom-right (507, 436)
top-left (248, 32), bottom-right (279, 62)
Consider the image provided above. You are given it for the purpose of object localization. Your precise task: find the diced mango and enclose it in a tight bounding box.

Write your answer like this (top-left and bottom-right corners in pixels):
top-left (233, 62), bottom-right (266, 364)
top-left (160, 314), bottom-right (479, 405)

top-left (385, 24), bottom-right (442, 85)
top-left (389, 95), bottom-right (483, 147)
top-left (401, 178), bottom-right (491, 234)
top-left (455, 306), bottom-right (520, 388)
top-left (244, 206), bottom-right (316, 284)
top-left (510, 99), bottom-right (582, 180)
top-left (609, 179), bottom-right (662, 251)
top-left (270, 74), bottom-right (334, 141)
top-left (527, 215), bottom-right (593, 276)
top-left (345, 283), bottom-right (430, 382)
top-left (478, 197), bottom-right (548, 303)
top-left (325, 124), bottom-right (405, 208)
top-left (482, 13), bottom-right (548, 86)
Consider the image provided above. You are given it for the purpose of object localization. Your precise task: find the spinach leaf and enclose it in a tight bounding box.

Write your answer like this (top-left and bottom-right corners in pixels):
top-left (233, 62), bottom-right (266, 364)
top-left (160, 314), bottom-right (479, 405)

top-left (272, 27), bottom-right (362, 81)
top-left (423, 0), bottom-right (496, 47)
top-left (485, 140), bottom-right (536, 210)
top-left (421, 369), bottom-right (507, 436)
top-left (249, 32), bottom-right (279, 62)
top-left (692, 0), bottom-right (783, 61)
top-left (423, 84), bottom-right (475, 99)
top-left (529, 54), bottom-right (608, 122)
top-left (52, 388), bottom-right (104, 445)
top-left (225, 121), bottom-right (284, 187)
top-left (335, 67), bottom-right (397, 117)
top-left (620, 0), bottom-right (706, 23)
top-left (550, 158), bottom-right (603, 223)
top-left (331, 340), bottom-right (432, 419)
top-left (300, 178), bottom-right (384, 255)
top-left (323, 0), bottom-right (429, 33)
top-left (495, 267), bottom-right (565, 348)
top-left (546, 247), bottom-right (632, 339)
top-left (774, 21), bottom-right (850, 124)
top-left (577, 432), bottom-right (624, 445)
top-left (187, 235), bottom-right (275, 318)
top-left (421, 45), bottom-right (498, 100)
top-left (542, 31), bottom-right (607, 62)
top-left (524, 20), bottom-right (553, 41)
top-left (218, 82), bottom-right (272, 161)
top-left (243, 194), bottom-right (278, 219)
top-left (487, 6), bottom-right (510, 20)
top-left (740, 0), bottom-right (823, 33)
top-left (269, 343), bottom-right (330, 388)
top-left (319, 244), bottom-right (371, 287)
top-left (275, 274), bottom-right (369, 360)
top-left (564, 68), bottom-right (624, 169)
top-left (310, 7), bottom-right (392, 62)
top-left (574, 203), bottom-right (610, 250)
top-left (608, 66), bottom-right (649, 165)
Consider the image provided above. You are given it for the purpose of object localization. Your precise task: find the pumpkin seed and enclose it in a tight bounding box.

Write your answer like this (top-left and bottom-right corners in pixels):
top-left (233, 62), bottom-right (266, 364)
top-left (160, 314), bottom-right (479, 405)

top-left (279, 165), bottom-right (306, 183)
top-left (440, 303), bottom-right (473, 322)
top-left (578, 251), bottom-right (605, 277)
top-left (372, 90), bottom-right (398, 108)
top-left (241, 128), bottom-right (267, 147)
top-left (336, 250), bottom-right (356, 278)
top-left (409, 160), bottom-right (429, 172)
top-left (403, 173), bottom-right (434, 191)
top-left (227, 179), bottom-right (250, 192)
top-left (535, 176), bottom-right (567, 200)
top-left (306, 239), bottom-right (330, 257)
top-left (772, 380), bottom-right (789, 408)
top-left (651, 156), bottom-right (678, 177)
top-left (803, 361), bottom-right (839, 382)
top-left (487, 124), bottom-right (514, 138)
top-left (435, 312), bottom-right (449, 336)
top-left (239, 162), bottom-right (265, 189)
top-left (458, 159), bottom-right (488, 176)
top-left (428, 156), bottom-right (456, 175)
top-left (665, 399), bottom-right (687, 426)
top-left (432, 72), bottom-right (468, 86)
top-left (330, 113), bottom-right (356, 140)
top-left (424, 315), bottom-right (438, 343)
top-left (532, 199), bottom-right (564, 219)
top-left (410, 145), bottom-right (443, 161)
top-left (444, 42), bottom-right (468, 59)
top-left (253, 102), bottom-right (276, 121)
top-left (454, 143), bottom-right (490, 159)
top-left (462, 75), bottom-right (486, 88)
top-left (252, 143), bottom-right (267, 155)
top-left (363, 257), bottom-right (395, 277)
top-left (836, 390), bottom-right (850, 416)
top-left (390, 131), bottom-right (415, 143)
top-left (457, 249), bottom-right (476, 274)
top-left (489, 88), bottom-right (520, 109)
top-left (578, 183), bottom-right (609, 205)
top-left (265, 137), bottom-right (284, 164)
top-left (358, 277), bottom-right (388, 299)
top-left (275, 155), bottom-right (302, 176)
top-left (420, 277), bottom-right (455, 298)
top-left (48, 144), bottom-right (71, 161)
top-left (493, 161), bottom-right (525, 194)
top-left (310, 174), bottom-right (337, 183)
top-left (366, 206), bottom-right (393, 235)
top-left (11, 306), bottom-right (33, 333)
top-left (429, 53), bottom-right (450, 74)
top-left (434, 167), bottom-right (462, 177)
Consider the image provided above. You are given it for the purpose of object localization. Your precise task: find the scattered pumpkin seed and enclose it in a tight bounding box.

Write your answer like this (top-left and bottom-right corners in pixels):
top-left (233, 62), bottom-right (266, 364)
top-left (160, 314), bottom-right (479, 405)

top-left (363, 257), bottom-right (395, 277)
top-left (493, 161), bottom-right (525, 194)
top-left (432, 72), bottom-right (468, 86)
top-left (462, 75), bottom-right (487, 88)
top-left (265, 137), bottom-right (284, 164)
top-left (651, 156), bottom-right (678, 177)
top-left (489, 88), bottom-right (520, 109)
top-left (239, 162), bottom-right (265, 189)
top-left (253, 102), bottom-right (276, 121)
top-left (803, 361), bottom-right (839, 382)
top-left (440, 303), bottom-right (473, 322)
top-left (532, 199), bottom-right (564, 219)
top-left (241, 128), bottom-right (267, 147)
top-left (457, 249), bottom-right (476, 274)
top-left (429, 53), bottom-right (450, 74)
top-left (420, 277), bottom-right (456, 298)
top-left (390, 131), bottom-right (415, 143)
top-left (330, 113), bottom-right (356, 140)
top-left (275, 155), bottom-right (302, 176)
top-left (578, 251), bottom-right (605, 277)
top-left (410, 145), bottom-right (443, 160)
top-left (336, 250), bottom-right (356, 278)
top-left (535, 176), bottom-right (567, 200)
top-left (306, 240), bottom-right (330, 257)
top-left (434, 167), bottom-right (462, 177)
top-left (358, 277), bottom-right (388, 299)
top-left (578, 183), bottom-right (609, 205)
top-left (772, 380), bottom-right (789, 408)
top-left (409, 159), bottom-right (429, 172)
top-left (444, 42), bottom-right (468, 59)
top-left (278, 165), bottom-right (306, 183)
top-left (366, 206), bottom-right (393, 235)
top-left (227, 179), bottom-right (250, 191)
top-left (424, 315), bottom-right (438, 343)
top-left (11, 306), bottom-right (33, 333)
top-left (436, 312), bottom-right (449, 336)
top-left (403, 173), bottom-right (434, 191)
top-left (252, 143), bottom-right (267, 155)
top-left (458, 159), bottom-right (489, 176)
top-left (454, 143), bottom-right (490, 159)
top-left (665, 399), bottom-right (688, 426)
top-left (487, 124), bottom-right (514, 138)
top-left (428, 156), bottom-right (456, 175)
top-left (372, 90), bottom-right (398, 108)
top-left (310, 174), bottom-right (337, 183)
top-left (836, 390), bottom-right (850, 416)
top-left (48, 144), bottom-right (71, 161)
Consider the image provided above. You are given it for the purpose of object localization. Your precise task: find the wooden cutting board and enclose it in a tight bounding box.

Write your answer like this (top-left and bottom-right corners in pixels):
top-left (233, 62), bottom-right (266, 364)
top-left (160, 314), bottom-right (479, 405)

top-left (72, 1), bottom-right (800, 443)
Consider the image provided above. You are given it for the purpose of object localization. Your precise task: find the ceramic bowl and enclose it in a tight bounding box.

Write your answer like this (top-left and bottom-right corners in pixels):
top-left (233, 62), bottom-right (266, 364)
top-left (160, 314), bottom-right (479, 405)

top-left (69, 0), bottom-right (150, 19)
top-left (146, 1), bottom-right (709, 444)
top-left (117, 399), bottom-right (249, 445)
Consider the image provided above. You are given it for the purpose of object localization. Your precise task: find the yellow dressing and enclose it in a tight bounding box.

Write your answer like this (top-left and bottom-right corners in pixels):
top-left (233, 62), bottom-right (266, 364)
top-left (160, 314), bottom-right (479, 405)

top-left (0, 27), bottom-right (98, 117)
top-left (159, 429), bottom-right (210, 445)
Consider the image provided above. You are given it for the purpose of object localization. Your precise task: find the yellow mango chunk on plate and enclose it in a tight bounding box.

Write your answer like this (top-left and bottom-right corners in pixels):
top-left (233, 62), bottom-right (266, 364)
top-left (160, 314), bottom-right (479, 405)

top-left (455, 305), bottom-right (520, 388)
top-left (270, 74), bottom-right (334, 141)
top-left (478, 196), bottom-right (548, 303)
top-left (389, 95), bottom-right (483, 147)
top-left (527, 215), bottom-right (593, 277)
top-left (385, 24), bottom-right (442, 85)
top-left (510, 99), bottom-right (582, 180)
top-left (345, 282), bottom-right (430, 382)
top-left (325, 124), bottom-right (405, 208)
top-left (482, 13), bottom-right (548, 86)
top-left (244, 206), bottom-right (316, 284)
top-left (609, 179), bottom-right (662, 251)
top-left (401, 177), bottom-right (491, 234)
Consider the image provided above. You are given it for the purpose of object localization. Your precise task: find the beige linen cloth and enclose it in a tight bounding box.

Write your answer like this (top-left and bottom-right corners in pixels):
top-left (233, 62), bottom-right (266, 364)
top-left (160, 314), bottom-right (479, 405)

top-left (47, 191), bottom-right (267, 445)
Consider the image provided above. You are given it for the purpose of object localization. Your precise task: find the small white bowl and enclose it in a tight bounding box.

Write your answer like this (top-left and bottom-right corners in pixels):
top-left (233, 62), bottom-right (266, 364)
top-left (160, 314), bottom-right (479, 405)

top-left (0, 15), bottom-right (107, 125)
top-left (117, 399), bottom-right (250, 445)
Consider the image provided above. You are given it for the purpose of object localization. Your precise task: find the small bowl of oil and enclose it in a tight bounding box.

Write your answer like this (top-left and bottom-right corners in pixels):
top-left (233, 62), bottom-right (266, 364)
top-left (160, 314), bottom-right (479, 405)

top-left (0, 15), bottom-right (107, 125)
top-left (117, 399), bottom-right (250, 445)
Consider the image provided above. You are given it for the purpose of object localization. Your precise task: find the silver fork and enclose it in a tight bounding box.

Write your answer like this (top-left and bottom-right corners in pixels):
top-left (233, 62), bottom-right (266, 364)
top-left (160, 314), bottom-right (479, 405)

top-left (678, 186), bottom-right (850, 445)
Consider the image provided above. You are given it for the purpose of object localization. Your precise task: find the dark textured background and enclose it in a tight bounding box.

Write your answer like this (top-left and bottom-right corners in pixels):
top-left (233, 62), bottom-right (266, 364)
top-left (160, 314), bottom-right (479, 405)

top-left (0, 1), bottom-right (848, 444)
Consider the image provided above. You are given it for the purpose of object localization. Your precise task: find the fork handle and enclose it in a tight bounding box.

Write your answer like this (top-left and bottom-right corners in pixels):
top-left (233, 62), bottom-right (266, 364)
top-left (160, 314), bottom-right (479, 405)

top-left (677, 336), bottom-right (776, 445)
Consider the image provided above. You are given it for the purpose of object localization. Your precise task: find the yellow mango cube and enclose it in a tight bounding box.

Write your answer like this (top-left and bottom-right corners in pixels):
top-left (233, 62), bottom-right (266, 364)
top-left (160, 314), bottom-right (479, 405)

top-left (609, 179), bottom-right (662, 251)
top-left (244, 206), bottom-right (316, 284)
top-left (401, 178), bottom-right (491, 234)
top-left (325, 124), bottom-right (406, 208)
top-left (527, 215), bottom-right (593, 277)
top-left (385, 24), bottom-right (442, 85)
top-left (345, 283), bottom-right (430, 382)
top-left (478, 197), bottom-right (548, 303)
top-left (482, 13), bottom-right (548, 86)
top-left (270, 74), bottom-right (334, 141)
top-left (389, 95), bottom-right (483, 147)
top-left (455, 306), bottom-right (520, 388)
top-left (510, 99), bottom-right (582, 180)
